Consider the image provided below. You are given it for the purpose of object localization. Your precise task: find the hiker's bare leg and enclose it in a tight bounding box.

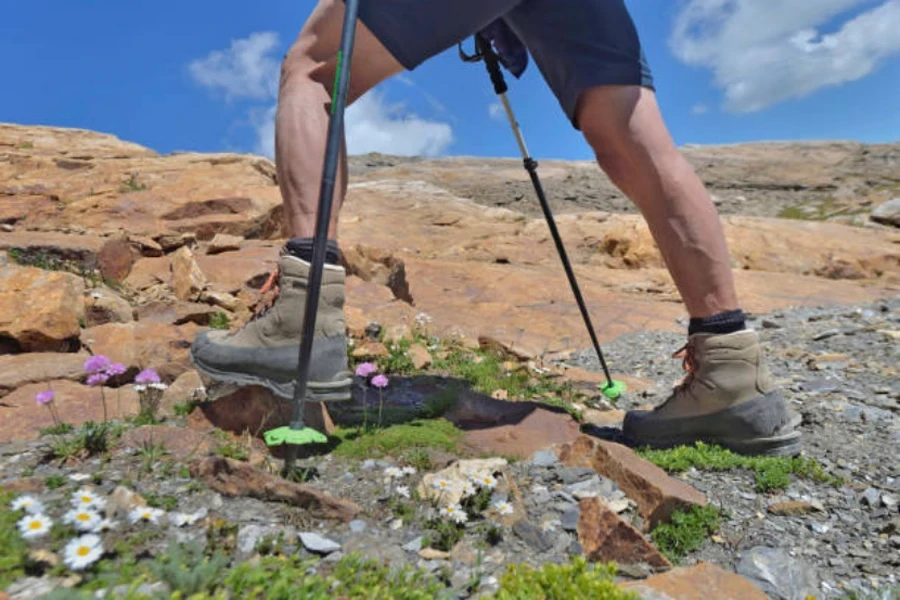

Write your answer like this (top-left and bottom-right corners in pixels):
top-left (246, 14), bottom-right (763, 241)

top-left (276, 0), bottom-right (404, 238)
top-left (576, 85), bottom-right (738, 319)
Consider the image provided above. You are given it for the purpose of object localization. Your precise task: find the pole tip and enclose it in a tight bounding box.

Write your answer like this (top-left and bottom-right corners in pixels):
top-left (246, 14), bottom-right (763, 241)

top-left (600, 380), bottom-right (627, 400)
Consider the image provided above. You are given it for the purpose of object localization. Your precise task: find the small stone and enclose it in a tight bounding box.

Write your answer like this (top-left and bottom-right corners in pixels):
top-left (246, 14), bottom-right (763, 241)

top-left (862, 487), bottom-right (881, 506)
top-left (761, 319), bottom-right (781, 329)
top-left (206, 233), bottom-right (243, 255)
top-left (767, 501), bottom-right (821, 516)
top-left (299, 532), bottom-right (341, 555)
top-left (530, 486), bottom-right (552, 505)
top-left (810, 521), bottom-right (831, 535)
top-left (565, 475), bottom-right (614, 500)
top-left (403, 536), bottom-right (423, 552)
top-left (557, 466), bottom-right (596, 485)
top-left (882, 493), bottom-right (898, 509)
top-left (890, 535), bottom-right (900, 548)
top-left (530, 449), bottom-right (559, 468)
top-left (736, 546), bottom-right (818, 600)
top-left (349, 520), bottom-right (367, 533)
top-left (419, 547), bottom-right (450, 560)
top-left (812, 329), bottom-right (840, 341)
top-left (606, 498), bottom-right (630, 514)
top-left (561, 506), bottom-right (580, 531)
top-left (513, 520), bottom-right (554, 552)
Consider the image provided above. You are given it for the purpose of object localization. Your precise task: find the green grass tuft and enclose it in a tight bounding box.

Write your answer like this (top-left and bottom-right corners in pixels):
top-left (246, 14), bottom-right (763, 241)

top-left (332, 418), bottom-right (462, 460)
top-left (208, 311), bottom-right (230, 330)
top-left (494, 556), bottom-right (639, 600)
top-left (650, 505), bottom-right (722, 564)
top-left (636, 441), bottom-right (841, 493)
top-left (0, 491), bottom-right (29, 589)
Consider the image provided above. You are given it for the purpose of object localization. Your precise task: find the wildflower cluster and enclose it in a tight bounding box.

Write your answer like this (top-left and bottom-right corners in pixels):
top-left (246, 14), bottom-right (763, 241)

top-left (355, 361), bottom-right (390, 429)
top-left (33, 357), bottom-right (169, 428)
top-left (8, 488), bottom-right (204, 573)
top-left (383, 465), bottom-right (417, 499)
top-left (431, 469), bottom-right (513, 526)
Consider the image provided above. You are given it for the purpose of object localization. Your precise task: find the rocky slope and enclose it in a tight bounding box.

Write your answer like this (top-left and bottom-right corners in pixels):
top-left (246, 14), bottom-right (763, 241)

top-left (1, 122), bottom-right (899, 599)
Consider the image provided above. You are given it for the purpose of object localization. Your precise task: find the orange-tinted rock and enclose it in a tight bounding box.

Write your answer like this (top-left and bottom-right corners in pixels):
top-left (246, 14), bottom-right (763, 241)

top-left (119, 425), bottom-right (216, 461)
top-left (622, 562), bottom-right (768, 599)
top-left (578, 496), bottom-right (671, 568)
top-left (188, 384), bottom-right (334, 439)
top-left (84, 288), bottom-right (134, 326)
top-left (0, 231), bottom-right (106, 269)
top-left (160, 370), bottom-right (205, 416)
top-left (0, 266), bottom-right (84, 352)
top-left (767, 501), bottom-right (821, 516)
top-left (442, 390), bottom-right (581, 459)
top-left (0, 352), bottom-right (90, 397)
top-left (190, 455), bottom-right (360, 521)
top-left (79, 321), bottom-right (202, 379)
top-left (97, 238), bottom-right (138, 283)
top-left (1, 478), bottom-right (44, 494)
top-left (557, 435), bottom-right (706, 530)
top-left (171, 246), bottom-right (207, 301)
top-left (0, 380), bottom-right (140, 442)
top-left (408, 344), bottom-right (432, 369)
top-left (206, 233), bottom-right (243, 255)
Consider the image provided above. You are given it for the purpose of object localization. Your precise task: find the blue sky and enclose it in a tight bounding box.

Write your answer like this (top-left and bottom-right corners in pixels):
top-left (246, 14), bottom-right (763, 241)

top-left (1, 1), bottom-right (899, 161)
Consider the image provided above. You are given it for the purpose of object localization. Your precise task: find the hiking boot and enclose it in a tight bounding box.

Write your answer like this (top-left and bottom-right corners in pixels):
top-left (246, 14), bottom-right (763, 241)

top-left (622, 329), bottom-right (802, 456)
top-left (190, 251), bottom-right (352, 401)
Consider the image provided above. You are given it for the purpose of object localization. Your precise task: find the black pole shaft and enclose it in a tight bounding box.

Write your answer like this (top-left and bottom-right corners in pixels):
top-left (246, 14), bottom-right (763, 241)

top-left (284, 0), bottom-right (360, 472)
top-left (475, 34), bottom-right (614, 386)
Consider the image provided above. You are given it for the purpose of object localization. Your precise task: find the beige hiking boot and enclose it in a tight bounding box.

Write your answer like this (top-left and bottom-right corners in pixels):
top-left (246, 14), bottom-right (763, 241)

top-left (623, 329), bottom-right (802, 456)
top-left (190, 250), bottom-right (352, 401)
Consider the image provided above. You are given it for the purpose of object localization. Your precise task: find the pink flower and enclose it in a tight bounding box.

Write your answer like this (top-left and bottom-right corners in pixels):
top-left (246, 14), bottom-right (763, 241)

top-left (35, 390), bottom-right (55, 405)
top-left (134, 369), bottom-right (160, 384)
top-left (87, 373), bottom-right (109, 387)
top-left (371, 374), bottom-right (389, 388)
top-left (104, 362), bottom-right (127, 377)
top-left (355, 362), bottom-right (377, 378)
top-left (84, 355), bottom-right (111, 374)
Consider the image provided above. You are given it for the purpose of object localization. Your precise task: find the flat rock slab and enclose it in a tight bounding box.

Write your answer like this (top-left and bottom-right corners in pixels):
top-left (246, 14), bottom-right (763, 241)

top-left (0, 380), bottom-right (140, 442)
top-left (118, 425), bottom-right (217, 461)
top-left (577, 496), bottom-right (671, 568)
top-left (189, 455), bottom-right (361, 522)
top-left (622, 562), bottom-right (769, 599)
top-left (0, 351), bottom-right (90, 397)
top-left (557, 435), bottom-right (706, 530)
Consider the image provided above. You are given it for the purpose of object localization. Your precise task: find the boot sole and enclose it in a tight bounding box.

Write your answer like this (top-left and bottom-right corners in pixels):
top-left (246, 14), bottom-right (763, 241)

top-left (623, 390), bottom-right (803, 457)
top-left (191, 354), bottom-right (352, 402)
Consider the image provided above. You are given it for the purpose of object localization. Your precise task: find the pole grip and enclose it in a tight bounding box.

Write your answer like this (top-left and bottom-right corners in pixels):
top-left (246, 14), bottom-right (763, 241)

top-left (475, 35), bottom-right (508, 95)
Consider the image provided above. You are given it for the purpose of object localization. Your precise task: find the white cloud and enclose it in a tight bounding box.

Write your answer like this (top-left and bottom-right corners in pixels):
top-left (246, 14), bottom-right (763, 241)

top-left (189, 32), bottom-right (454, 158)
top-left (691, 103), bottom-right (709, 115)
top-left (345, 90), bottom-right (454, 156)
top-left (488, 101), bottom-right (506, 122)
top-left (670, 0), bottom-right (900, 112)
top-left (188, 31), bottom-right (281, 101)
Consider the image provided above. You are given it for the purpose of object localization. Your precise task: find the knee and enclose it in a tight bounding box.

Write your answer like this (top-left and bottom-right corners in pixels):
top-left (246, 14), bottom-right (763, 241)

top-left (280, 38), bottom-right (332, 93)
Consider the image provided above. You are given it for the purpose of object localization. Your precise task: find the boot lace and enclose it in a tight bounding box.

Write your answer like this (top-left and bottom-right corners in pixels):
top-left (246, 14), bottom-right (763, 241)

top-left (656, 340), bottom-right (698, 409)
top-left (249, 267), bottom-right (280, 321)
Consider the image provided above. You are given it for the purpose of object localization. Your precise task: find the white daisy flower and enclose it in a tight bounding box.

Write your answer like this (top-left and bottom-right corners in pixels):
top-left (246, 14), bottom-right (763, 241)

top-left (69, 473), bottom-right (91, 482)
top-left (129, 506), bottom-right (164, 525)
top-left (18, 513), bottom-right (52, 540)
top-left (94, 518), bottom-right (117, 532)
top-left (461, 482), bottom-right (477, 498)
top-left (440, 504), bottom-right (468, 524)
top-left (440, 503), bottom-right (463, 521)
top-left (63, 534), bottom-right (103, 571)
top-left (395, 485), bottom-right (410, 499)
top-left (432, 478), bottom-right (455, 493)
top-left (71, 488), bottom-right (104, 510)
top-left (133, 384), bottom-right (147, 392)
top-left (472, 473), bottom-right (498, 489)
top-left (170, 511), bottom-right (203, 527)
top-left (11, 495), bottom-right (44, 514)
top-left (384, 466), bottom-right (402, 479)
top-left (401, 466), bottom-right (417, 476)
top-left (492, 501), bottom-right (514, 516)
top-left (148, 382), bottom-right (168, 390)
top-left (64, 508), bottom-right (102, 532)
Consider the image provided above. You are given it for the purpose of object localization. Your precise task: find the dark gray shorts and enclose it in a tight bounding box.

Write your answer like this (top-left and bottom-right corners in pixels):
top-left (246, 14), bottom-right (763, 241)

top-left (354, 0), bottom-right (654, 129)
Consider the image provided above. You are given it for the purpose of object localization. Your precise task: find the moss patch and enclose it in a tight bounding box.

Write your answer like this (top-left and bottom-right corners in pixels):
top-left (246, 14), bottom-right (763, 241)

top-left (0, 492), bottom-right (29, 589)
top-left (636, 441), bottom-right (841, 493)
top-left (332, 418), bottom-right (463, 461)
top-left (494, 557), bottom-right (639, 600)
top-left (650, 505), bottom-right (722, 564)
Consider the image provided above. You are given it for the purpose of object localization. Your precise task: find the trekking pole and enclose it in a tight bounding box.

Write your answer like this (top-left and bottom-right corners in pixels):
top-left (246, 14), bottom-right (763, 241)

top-left (264, 0), bottom-right (361, 474)
top-left (461, 34), bottom-right (625, 401)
